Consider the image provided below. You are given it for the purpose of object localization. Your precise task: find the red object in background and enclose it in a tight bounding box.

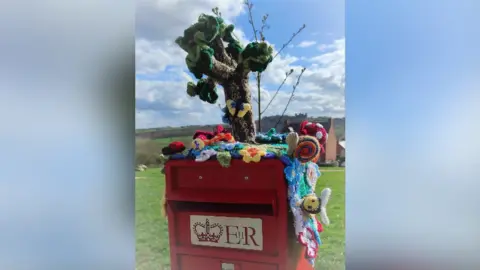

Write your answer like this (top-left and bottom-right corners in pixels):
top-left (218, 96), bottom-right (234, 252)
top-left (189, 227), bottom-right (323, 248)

top-left (299, 121), bottom-right (328, 152)
top-left (162, 141), bottom-right (186, 155)
top-left (165, 159), bottom-right (314, 270)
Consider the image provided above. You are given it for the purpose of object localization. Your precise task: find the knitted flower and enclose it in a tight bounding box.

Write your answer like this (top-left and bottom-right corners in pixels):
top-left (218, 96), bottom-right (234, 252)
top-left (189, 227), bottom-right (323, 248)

top-left (218, 142), bottom-right (239, 151)
top-left (237, 103), bottom-right (252, 117)
top-left (305, 162), bottom-right (321, 188)
top-left (283, 157), bottom-right (302, 185)
top-left (195, 149), bottom-right (217, 162)
top-left (226, 99), bottom-right (237, 115)
top-left (226, 99), bottom-right (252, 118)
top-left (191, 138), bottom-right (205, 151)
top-left (298, 227), bottom-right (319, 259)
top-left (161, 141), bottom-right (186, 155)
top-left (239, 146), bottom-right (266, 163)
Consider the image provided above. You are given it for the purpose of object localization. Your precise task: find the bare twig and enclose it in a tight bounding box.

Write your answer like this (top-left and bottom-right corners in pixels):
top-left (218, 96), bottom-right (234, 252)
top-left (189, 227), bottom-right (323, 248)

top-left (273, 24), bottom-right (306, 60)
top-left (274, 67), bottom-right (307, 128)
top-left (244, 0), bottom-right (258, 42)
top-left (261, 69), bottom-right (294, 114)
top-left (212, 7), bottom-right (222, 17)
top-left (259, 14), bottom-right (269, 41)
top-left (244, 0), bottom-right (305, 133)
top-left (255, 13), bottom-right (270, 131)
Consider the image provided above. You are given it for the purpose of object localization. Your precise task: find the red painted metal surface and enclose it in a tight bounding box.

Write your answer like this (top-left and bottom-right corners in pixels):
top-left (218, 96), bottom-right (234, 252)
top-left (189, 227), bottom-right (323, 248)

top-left (165, 159), bottom-right (314, 270)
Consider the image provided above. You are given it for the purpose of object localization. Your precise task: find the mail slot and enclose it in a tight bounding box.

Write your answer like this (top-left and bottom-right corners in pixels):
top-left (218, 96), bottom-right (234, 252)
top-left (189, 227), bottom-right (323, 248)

top-left (164, 159), bottom-right (314, 270)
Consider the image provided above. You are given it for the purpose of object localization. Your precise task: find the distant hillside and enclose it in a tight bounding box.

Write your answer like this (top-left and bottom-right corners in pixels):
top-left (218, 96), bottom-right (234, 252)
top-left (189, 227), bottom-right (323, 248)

top-left (136, 114), bottom-right (345, 141)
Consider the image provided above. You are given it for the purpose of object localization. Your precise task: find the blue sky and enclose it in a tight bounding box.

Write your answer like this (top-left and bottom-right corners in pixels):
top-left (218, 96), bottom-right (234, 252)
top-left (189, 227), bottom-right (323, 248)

top-left (135, 0), bottom-right (345, 128)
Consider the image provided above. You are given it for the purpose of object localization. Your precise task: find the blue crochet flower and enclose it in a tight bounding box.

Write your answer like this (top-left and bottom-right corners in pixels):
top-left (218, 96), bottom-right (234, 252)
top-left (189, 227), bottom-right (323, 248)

top-left (189, 149), bottom-right (202, 158)
top-left (219, 142), bottom-right (238, 151)
top-left (284, 158), bottom-right (302, 185)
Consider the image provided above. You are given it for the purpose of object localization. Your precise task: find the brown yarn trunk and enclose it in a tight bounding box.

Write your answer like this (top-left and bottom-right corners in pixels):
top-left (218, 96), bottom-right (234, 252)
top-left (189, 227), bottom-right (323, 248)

top-left (205, 39), bottom-right (257, 143)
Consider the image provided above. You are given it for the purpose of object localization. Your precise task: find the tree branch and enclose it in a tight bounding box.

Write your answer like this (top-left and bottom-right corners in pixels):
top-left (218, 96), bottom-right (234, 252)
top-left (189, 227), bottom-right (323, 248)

top-left (244, 0), bottom-right (259, 42)
top-left (211, 36), bottom-right (237, 67)
top-left (261, 69), bottom-right (294, 114)
top-left (273, 24), bottom-right (306, 60)
top-left (274, 67), bottom-right (306, 129)
top-left (208, 58), bottom-right (236, 83)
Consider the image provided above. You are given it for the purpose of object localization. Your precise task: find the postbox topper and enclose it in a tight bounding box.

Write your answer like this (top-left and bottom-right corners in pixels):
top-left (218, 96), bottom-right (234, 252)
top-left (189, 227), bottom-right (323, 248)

top-left (160, 127), bottom-right (332, 266)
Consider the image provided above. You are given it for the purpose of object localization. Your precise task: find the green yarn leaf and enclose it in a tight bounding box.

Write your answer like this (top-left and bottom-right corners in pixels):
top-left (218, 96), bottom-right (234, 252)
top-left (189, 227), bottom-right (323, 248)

top-left (186, 78), bottom-right (218, 104)
top-left (177, 14), bottom-right (224, 79)
top-left (217, 151), bottom-right (231, 168)
top-left (240, 42), bottom-right (274, 72)
top-left (186, 82), bottom-right (198, 97)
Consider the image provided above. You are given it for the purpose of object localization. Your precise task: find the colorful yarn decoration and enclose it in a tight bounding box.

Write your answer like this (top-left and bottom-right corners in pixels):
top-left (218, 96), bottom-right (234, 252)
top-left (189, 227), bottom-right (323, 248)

top-left (240, 42), bottom-right (274, 72)
top-left (186, 79), bottom-right (218, 104)
top-left (294, 136), bottom-right (320, 164)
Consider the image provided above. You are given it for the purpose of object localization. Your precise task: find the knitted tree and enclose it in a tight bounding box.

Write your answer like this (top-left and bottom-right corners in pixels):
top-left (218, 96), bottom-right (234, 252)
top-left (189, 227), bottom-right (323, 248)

top-left (175, 13), bottom-right (274, 143)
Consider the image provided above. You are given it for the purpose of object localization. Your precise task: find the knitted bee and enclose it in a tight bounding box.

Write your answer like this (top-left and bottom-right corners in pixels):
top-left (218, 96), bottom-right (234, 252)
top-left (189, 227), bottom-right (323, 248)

top-left (298, 188), bottom-right (332, 225)
top-left (300, 194), bottom-right (321, 214)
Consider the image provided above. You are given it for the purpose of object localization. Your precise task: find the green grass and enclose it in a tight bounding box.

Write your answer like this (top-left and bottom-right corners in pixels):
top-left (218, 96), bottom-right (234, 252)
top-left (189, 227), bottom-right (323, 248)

top-left (136, 167), bottom-right (345, 270)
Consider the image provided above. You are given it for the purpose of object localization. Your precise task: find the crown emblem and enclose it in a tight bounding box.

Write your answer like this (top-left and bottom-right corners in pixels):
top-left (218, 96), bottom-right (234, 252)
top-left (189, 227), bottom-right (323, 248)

top-left (192, 219), bottom-right (223, 243)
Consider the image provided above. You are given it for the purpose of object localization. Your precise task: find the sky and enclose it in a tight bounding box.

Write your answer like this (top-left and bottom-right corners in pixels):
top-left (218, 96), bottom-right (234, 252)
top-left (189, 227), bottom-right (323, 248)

top-left (135, 0), bottom-right (345, 128)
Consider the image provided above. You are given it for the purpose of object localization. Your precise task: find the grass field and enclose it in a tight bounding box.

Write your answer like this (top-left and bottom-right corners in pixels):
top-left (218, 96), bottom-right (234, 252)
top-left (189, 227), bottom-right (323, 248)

top-left (136, 167), bottom-right (345, 270)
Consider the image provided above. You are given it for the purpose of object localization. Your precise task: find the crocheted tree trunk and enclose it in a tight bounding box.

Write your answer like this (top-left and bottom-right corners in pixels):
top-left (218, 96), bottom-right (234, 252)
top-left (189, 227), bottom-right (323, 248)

top-left (176, 14), bottom-right (273, 143)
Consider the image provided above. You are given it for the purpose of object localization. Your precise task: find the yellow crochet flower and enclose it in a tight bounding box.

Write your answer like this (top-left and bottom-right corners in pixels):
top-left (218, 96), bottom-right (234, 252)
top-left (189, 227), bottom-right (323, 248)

top-left (226, 99), bottom-right (252, 118)
top-left (226, 99), bottom-right (237, 116)
top-left (239, 146), bottom-right (266, 163)
top-left (191, 138), bottom-right (205, 151)
top-left (237, 103), bottom-right (252, 118)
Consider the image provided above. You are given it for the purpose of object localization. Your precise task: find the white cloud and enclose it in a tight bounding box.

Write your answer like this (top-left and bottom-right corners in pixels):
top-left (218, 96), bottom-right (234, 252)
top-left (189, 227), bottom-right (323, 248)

top-left (135, 0), bottom-right (345, 128)
top-left (135, 39), bottom-right (186, 75)
top-left (297, 40), bottom-right (317, 48)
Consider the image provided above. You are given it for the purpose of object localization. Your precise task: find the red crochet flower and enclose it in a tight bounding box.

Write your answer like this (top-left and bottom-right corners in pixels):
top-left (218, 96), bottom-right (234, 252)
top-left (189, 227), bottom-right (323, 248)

top-left (161, 141), bottom-right (186, 155)
top-left (192, 130), bottom-right (214, 140)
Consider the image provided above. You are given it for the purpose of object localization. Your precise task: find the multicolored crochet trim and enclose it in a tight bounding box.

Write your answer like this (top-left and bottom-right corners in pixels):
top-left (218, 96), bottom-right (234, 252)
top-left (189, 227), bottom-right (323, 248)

top-left (161, 129), bottom-right (330, 265)
top-left (281, 155), bottom-right (324, 264)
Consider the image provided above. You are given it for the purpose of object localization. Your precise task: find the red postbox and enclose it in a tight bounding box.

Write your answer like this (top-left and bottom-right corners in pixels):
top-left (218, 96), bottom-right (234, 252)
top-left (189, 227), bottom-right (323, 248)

top-left (165, 159), bottom-right (315, 270)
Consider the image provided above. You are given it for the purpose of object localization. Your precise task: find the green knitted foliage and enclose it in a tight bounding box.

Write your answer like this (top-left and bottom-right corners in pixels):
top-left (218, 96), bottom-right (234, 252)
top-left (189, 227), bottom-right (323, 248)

top-left (222, 24), bottom-right (236, 43)
top-left (219, 24), bottom-right (242, 61)
top-left (176, 14), bottom-right (225, 79)
top-left (185, 46), bottom-right (214, 79)
top-left (183, 14), bottom-right (224, 44)
top-left (217, 151), bottom-right (231, 168)
top-left (186, 78), bottom-right (218, 104)
top-left (186, 82), bottom-right (197, 97)
top-left (226, 41), bottom-right (243, 61)
top-left (240, 42), bottom-right (274, 72)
